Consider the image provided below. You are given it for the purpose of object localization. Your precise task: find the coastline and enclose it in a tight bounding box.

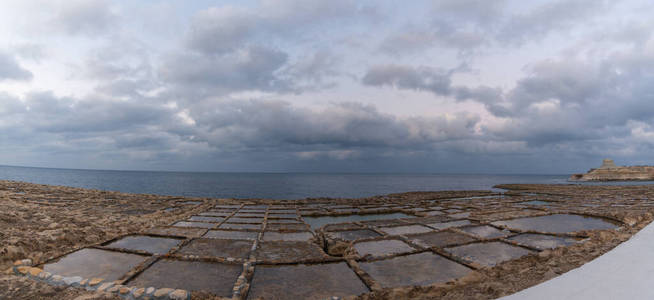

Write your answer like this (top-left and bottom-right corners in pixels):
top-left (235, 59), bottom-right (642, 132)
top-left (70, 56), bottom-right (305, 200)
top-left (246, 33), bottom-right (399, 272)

top-left (1, 180), bottom-right (653, 299)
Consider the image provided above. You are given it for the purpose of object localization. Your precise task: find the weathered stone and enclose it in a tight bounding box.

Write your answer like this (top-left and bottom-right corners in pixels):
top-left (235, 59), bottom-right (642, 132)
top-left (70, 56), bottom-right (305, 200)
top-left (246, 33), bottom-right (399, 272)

top-left (50, 275), bottom-right (64, 285)
top-left (28, 267), bottom-right (43, 277)
top-left (89, 278), bottom-right (104, 286)
top-left (38, 271), bottom-right (52, 280)
top-left (16, 266), bottom-right (30, 275)
top-left (145, 287), bottom-right (156, 295)
top-left (107, 284), bottom-right (123, 293)
top-left (119, 286), bottom-right (132, 295)
top-left (63, 276), bottom-right (83, 286)
top-left (153, 288), bottom-right (174, 298)
top-left (14, 259), bottom-right (32, 266)
top-left (79, 278), bottom-right (88, 286)
top-left (97, 282), bottom-right (115, 292)
top-left (132, 287), bottom-right (146, 298)
top-left (169, 289), bottom-right (189, 300)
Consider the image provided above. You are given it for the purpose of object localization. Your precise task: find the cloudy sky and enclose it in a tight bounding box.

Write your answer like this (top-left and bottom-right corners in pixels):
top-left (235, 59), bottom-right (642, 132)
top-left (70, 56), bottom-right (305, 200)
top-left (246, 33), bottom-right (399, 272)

top-left (1, 0), bottom-right (653, 173)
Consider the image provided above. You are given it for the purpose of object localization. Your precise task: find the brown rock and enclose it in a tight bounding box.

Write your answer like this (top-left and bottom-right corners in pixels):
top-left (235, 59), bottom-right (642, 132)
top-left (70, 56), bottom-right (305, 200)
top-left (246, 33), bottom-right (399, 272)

top-left (154, 288), bottom-right (174, 297)
top-left (28, 267), bottom-right (42, 277)
top-left (16, 266), bottom-right (30, 275)
top-left (89, 278), bottom-right (104, 286)
top-left (132, 288), bottom-right (145, 298)
top-left (170, 289), bottom-right (188, 300)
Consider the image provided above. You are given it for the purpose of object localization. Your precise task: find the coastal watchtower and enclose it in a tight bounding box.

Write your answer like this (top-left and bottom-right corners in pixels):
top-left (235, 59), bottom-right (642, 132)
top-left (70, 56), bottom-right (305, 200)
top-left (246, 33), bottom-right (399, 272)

top-left (599, 159), bottom-right (617, 169)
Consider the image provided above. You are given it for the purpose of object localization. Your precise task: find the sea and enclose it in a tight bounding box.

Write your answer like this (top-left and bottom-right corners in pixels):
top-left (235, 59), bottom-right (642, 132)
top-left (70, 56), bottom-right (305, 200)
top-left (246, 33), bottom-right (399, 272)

top-left (1, 165), bottom-right (652, 200)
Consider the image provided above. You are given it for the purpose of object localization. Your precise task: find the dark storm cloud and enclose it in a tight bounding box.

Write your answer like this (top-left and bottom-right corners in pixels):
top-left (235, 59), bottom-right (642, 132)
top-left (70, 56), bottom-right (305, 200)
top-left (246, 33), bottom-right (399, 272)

top-left (362, 65), bottom-right (453, 95)
top-left (161, 46), bottom-right (290, 94)
top-left (0, 87), bottom-right (485, 170)
top-left (363, 42), bottom-right (654, 151)
top-left (3, 0), bottom-right (654, 172)
top-left (0, 52), bottom-right (32, 81)
top-left (187, 100), bottom-right (480, 151)
top-left (362, 64), bottom-right (503, 111)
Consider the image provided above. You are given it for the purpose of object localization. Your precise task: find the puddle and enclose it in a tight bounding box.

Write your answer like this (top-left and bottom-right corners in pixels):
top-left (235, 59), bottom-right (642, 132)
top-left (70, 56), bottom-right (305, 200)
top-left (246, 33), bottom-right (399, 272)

top-left (104, 236), bottom-right (181, 254)
top-left (43, 248), bottom-right (146, 281)
top-left (329, 229), bottom-right (381, 241)
top-left (460, 225), bottom-right (511, 239)
top-left (179, 201), bottom-right (202, 205)
top-left (204, 230), bottom-right (259, 240)
top-left (492, 214), bottom-right (618, 233)
top-left (353, 239), bottom-right (415, 257)
top-left (408, 231), bottom-right (476, 248)
top-left (360, 252), bottom-right (472, 288)
top-left (145, 226), bottom-right (207, 238)
top-left (177, 238), bottom-right (252, 259)
top-left (508, 234), bottom-right (580, 250)
top-left (172, 221), bottom-right (216, 229)
top-left (247, 262), bottom-right (368, 300)
top-left (263, 231), bottom-right (314, 242)
top-left (445, 242), bottom-right (533, 267)
top-left (255, 241), bottom-right (326, 262)
top-left (379, 225), bottom-right (433, 236)
top-left (188, 216), bottom-right (224, 223)
top-left (427, 220), bottom-right (472, 230)
top-left (304, 213), bottom-right (412, 230)
top-left (128, 259), bottom-right (241, 297)
top-left (164, 207), bottom-right (179, 213)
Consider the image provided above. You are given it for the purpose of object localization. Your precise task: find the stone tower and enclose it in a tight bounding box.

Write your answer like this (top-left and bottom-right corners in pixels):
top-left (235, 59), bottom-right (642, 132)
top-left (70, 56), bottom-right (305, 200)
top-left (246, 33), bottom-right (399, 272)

top-left (599, 159), bottom-right (617, 169)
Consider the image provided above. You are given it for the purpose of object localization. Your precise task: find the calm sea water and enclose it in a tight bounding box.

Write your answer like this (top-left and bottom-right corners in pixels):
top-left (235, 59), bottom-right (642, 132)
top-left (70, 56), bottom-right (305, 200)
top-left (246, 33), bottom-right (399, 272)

top-left (1, 165), bottom-right (652, 200)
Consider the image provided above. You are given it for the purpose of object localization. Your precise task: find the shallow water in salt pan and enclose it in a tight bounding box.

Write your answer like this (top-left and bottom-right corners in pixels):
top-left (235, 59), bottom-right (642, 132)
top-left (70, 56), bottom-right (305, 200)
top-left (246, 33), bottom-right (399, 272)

top-left (128, 259), bottom-right (241, 296)
top-left (104, 235), bottom-right (181, 254)
top-left (247, 262), bottom-right (369, 300)
top-left (492, 214), bottom-right (618, 233)
top-left (445, 242), bottom-right (533, 267)
top-left (360, 252), bottom-right (472, 288)
top-left (43, 248), bottom-right (146, 281)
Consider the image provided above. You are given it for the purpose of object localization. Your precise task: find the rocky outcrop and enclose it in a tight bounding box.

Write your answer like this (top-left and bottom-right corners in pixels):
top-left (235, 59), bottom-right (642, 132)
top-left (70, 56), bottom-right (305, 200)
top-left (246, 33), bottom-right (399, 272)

top-left (570, 159), bottom-right (654, 181)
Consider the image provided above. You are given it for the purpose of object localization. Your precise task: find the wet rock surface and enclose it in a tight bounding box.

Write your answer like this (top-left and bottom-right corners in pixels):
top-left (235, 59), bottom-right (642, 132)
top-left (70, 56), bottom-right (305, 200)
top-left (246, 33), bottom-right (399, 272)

top-left (2, 181), bottom-right (654, 299)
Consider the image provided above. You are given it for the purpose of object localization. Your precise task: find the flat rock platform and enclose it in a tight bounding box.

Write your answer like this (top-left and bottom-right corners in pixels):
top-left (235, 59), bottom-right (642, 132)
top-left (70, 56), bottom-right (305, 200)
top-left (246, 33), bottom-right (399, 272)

top-left (2, 181), bottom-right (654, 299)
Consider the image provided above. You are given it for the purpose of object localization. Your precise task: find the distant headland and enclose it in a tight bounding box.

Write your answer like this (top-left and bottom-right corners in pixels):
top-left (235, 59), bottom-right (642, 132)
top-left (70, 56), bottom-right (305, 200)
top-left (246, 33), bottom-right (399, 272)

top-left (570, 159), bottom-right (654, 181)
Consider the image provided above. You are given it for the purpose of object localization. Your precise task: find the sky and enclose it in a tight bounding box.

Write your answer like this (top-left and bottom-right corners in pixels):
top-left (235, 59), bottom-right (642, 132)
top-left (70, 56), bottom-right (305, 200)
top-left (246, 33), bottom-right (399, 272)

top-left (1, 0), bottom-right (654, 174)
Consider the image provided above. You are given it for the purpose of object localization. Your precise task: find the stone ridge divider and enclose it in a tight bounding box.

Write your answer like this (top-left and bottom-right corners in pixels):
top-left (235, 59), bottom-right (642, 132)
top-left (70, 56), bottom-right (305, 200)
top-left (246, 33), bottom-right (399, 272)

top-left (7, 200), bottom-right (222, 300)
top-left (11, 259), bottom-right (191, 300)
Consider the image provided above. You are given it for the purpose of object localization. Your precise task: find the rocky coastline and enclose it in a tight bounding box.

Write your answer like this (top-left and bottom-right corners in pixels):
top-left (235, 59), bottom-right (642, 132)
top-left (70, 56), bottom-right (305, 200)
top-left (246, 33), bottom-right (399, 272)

top-left (1, 180), bottom-right (654, 300)
top-left (570, 159), bottom-right (654, 181)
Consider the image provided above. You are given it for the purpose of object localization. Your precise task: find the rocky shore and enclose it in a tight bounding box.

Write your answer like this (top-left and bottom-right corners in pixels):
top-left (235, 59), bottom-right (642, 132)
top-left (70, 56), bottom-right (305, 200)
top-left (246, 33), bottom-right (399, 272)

top-left (1, 180), bottom-right (654, 300)
top-left (570, 159), bottom-right (654, 181)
